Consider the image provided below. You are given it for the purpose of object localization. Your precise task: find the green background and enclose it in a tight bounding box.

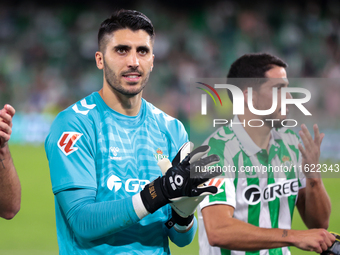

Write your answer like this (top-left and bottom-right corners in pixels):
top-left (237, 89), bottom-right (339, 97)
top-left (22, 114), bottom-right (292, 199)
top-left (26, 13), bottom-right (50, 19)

top-left (0, 144), bottom-right (339, 255)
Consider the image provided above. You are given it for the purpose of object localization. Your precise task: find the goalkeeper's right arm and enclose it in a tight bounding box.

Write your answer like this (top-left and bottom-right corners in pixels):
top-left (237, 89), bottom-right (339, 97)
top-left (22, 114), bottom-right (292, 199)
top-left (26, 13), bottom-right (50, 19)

top-left (56, 143), bottom-right (220, 241)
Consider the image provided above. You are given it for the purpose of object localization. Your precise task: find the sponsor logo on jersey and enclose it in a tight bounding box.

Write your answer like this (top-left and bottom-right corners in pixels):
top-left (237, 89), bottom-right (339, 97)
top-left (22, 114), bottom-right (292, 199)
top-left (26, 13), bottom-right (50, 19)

top-left (154, 148), bottom-right (169, 162)
top-left (243, 185), bottom-right (261, 205)
top-left (58, 132), bottom-right (83, 156)
top-left (243, 179), bottom-right (299, 205)
top-left (109, 147), bottom-right (122, 160)
top-left (107, 175), bottom-right (150, 193)
top-left (107, 175), bottom-right (122, 192)
top-left (72, 99), bottom-right (96, 115)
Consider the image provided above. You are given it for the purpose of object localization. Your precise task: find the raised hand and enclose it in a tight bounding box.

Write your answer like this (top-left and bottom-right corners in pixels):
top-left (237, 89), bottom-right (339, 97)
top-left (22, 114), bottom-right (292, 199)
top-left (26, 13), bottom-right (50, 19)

top-left (298, 124), bottom-right (324, 178)
top-left (0, 104), bottom-right (15, 148)
top-left (140, 143), bottom-right (220, 213)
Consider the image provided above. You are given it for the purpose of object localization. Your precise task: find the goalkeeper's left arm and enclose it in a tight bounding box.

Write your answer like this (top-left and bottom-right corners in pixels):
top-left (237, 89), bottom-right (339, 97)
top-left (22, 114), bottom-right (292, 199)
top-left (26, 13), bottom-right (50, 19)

top-left (167, 214), bottom-right (198, 247)
top-left (161, 142), bottom-right (221, 247)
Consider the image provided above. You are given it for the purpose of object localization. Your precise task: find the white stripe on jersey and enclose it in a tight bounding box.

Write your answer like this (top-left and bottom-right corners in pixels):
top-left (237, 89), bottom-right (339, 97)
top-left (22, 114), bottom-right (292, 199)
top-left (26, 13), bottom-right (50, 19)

top-left (259, 176), bottom-right (271, 229)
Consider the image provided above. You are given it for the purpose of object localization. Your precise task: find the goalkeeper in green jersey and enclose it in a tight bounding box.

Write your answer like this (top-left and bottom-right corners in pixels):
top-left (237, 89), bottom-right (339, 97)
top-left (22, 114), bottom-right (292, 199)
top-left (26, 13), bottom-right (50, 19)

top-left (198, 53), bottom-right (335, 255)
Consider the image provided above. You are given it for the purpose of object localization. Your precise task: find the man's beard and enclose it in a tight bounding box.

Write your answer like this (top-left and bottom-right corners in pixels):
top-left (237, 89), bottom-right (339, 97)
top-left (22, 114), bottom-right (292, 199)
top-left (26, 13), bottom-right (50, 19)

top-left (103, 59), bottom-right (150, 96)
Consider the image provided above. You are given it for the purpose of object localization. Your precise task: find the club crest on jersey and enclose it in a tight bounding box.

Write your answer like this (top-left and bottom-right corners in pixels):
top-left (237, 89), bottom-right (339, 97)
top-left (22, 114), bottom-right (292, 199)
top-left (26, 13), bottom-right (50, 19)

top-left (281, 156), bottom-right (294, 171)
top-left (282, 156), bottom-right (291, 162)
top-left (154, 148), bottom-right (169, 162)
top-left (58, 132), bottom-right (83, 156)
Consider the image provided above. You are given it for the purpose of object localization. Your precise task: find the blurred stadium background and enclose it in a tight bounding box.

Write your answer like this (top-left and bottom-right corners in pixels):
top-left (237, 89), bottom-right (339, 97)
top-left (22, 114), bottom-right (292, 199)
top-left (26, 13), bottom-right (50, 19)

top-left (1, 0), bottom-right (340, 254)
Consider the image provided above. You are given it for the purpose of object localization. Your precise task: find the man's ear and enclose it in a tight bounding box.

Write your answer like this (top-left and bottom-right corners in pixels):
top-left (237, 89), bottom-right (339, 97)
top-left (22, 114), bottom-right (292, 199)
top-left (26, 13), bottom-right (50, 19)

top-left (243, 88), bottom-right (249, 107)
top-left (150, 54), bottom-right (154, 72)
top-left (95, 52), bottom-right (104, 70)
top-left (244, 87), bottom-right (259, 108)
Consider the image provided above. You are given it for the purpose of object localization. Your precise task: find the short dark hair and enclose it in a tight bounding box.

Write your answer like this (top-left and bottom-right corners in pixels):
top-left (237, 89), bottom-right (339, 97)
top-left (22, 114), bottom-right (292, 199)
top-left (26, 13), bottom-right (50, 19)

top-left (98, 9), bottom-right (155, 53)
top-left (227, 53), bottom-right (288, 102)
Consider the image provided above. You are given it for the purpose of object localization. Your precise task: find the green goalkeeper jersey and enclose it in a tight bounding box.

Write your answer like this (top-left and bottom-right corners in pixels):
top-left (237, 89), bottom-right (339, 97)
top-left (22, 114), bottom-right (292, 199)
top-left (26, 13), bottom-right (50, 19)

top-left (198, 116), bottom-right (306, 255)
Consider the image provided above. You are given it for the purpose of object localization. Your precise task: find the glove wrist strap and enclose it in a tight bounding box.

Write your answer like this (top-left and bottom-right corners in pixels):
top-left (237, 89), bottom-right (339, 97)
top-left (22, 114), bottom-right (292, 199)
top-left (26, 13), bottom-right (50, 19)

top-left (140, 177), bottom-right (168, 214)
top-left (173, 220), bottom-right (194, 233)
top-left (165, 208), bottom-right (194, 229)
top-left (132, 193), bottom-right (150, 219)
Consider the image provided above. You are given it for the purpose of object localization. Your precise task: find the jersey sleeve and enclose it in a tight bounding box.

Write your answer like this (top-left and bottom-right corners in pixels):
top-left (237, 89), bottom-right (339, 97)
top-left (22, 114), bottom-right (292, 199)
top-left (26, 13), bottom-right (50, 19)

top-left (45, 110), bottom-right (97, 194)
top-left (167, 217), bottom-right (197, 247)
top-left (200, 132), bottom-right (236, 210)
top-left (168, 120), bottom-right (188, 161)
top-left (55, 188), bottom-right (140, 241)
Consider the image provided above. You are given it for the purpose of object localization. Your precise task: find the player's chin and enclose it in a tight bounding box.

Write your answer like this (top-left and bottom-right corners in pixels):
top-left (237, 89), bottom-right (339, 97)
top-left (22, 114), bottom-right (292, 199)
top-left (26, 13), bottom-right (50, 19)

top-left (122, 85), bottom-right (145, 96)
top-left (125, 81), bottom-right (140, 86)
top-left (279, 114), bottom-right (288, 121)
top-left (272, 111), bottom-right (287, 120)
top-left (274, 117), bottom-right (289, 128)
top-left (278, 108), bottom-right (289, 118)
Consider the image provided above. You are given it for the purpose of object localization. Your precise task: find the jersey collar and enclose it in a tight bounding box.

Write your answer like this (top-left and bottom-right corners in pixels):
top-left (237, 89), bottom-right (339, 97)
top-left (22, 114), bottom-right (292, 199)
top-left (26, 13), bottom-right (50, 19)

top-left (231, 115), bottom-right (261, 156)
top-left (231, 116), bottom-right (280, 156)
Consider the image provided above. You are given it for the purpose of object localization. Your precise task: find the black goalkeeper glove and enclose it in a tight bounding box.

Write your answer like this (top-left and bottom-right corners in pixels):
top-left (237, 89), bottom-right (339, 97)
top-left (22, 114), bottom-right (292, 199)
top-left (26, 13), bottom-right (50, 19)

top-left (140, 144), bottom-right (220, 213)
top-left (167, 208), bottom-right (194, 229)
top-left (322, 232), bottom-right (340, 255)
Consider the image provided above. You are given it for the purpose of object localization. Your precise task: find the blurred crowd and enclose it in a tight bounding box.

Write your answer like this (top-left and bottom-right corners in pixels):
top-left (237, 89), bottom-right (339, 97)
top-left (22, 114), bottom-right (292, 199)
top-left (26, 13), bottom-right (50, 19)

top-left (1, 0), bottom-right (340, 139)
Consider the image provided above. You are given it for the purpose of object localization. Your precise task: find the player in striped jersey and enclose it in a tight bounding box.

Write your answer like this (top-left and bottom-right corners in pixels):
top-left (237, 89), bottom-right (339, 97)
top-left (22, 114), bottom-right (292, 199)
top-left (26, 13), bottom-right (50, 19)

top-left (45, 10), bottom-right (220, 254)
top-left (198, 53), bottom-right (335, 255)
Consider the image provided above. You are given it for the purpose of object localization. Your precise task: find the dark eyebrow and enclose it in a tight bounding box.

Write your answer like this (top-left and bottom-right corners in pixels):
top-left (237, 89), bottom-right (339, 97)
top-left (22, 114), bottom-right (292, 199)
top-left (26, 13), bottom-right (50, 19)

top-left (113, 45), bottom-right (131, 51)
top-left (137, 46), bottom-right (150, 52)
top-left (275, 82), bottom-right (289, 87)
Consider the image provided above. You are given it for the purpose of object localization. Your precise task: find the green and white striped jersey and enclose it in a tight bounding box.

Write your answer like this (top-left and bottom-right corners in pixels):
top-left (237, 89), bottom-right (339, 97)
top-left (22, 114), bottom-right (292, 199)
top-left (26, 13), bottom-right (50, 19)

top-left (198, 116), bottom-right (306, 255)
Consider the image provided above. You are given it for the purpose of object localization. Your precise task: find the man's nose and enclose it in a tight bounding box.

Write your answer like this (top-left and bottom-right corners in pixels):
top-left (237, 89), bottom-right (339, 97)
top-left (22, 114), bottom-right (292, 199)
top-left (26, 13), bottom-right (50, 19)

top-left (286, 91), bottom-right (292, 99)
top-left (127, 52), bottom-right (139, 68)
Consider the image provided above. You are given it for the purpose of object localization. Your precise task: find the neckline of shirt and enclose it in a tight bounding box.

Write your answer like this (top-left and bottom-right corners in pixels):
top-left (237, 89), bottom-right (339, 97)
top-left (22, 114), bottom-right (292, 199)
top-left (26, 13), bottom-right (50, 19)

top-left (93, 92), bottom-right (146, 129)
top-left (231, 115), bottom-right (279, 156)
